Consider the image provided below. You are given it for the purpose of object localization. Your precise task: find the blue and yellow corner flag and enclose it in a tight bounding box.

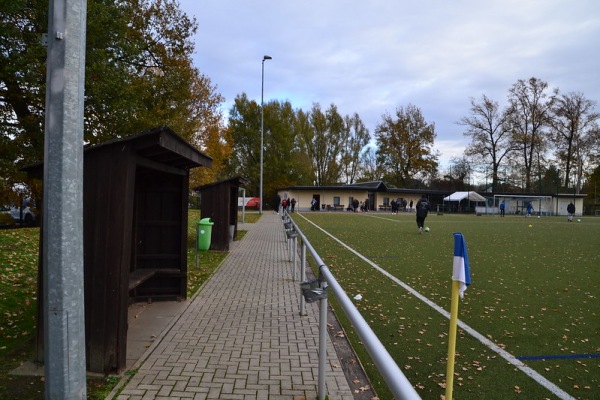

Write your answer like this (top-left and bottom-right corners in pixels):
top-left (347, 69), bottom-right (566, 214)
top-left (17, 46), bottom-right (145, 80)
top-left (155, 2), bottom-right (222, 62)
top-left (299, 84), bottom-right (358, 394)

top-left (452, 232), bottom-right (471, 298)
top-left (446, 232), bottom-right (472, 400)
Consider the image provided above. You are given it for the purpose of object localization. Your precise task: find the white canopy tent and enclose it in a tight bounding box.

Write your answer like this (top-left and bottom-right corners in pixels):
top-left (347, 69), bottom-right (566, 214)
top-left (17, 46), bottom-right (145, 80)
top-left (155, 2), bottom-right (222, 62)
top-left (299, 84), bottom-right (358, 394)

top-left (442, 191), bottom-right (487, 213)
top-left (443, 191), bottom-right (487, 202)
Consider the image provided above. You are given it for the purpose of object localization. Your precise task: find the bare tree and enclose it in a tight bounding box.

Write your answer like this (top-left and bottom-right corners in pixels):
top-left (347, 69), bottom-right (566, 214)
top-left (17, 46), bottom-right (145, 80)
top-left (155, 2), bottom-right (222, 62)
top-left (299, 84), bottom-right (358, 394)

top-left (358, 146), bottom-right (382, 182)
top-left (549, 91), bottom-right (600, 192)
top-left (340, 113), bottom-right (370, 184)
top-left (459, 95), bottom-right (515, 191)
top-left (507, 77), bottom-right (557, 191)
top-left (448, 156), bottom-right (471, 180)
top-left (299, 103), bottom-right (345, 185)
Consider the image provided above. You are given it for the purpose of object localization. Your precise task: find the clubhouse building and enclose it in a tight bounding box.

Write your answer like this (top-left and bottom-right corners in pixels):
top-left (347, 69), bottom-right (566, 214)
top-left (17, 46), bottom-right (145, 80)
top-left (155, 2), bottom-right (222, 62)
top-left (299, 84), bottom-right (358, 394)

top-left (276, 181), bottom-right (585, 216)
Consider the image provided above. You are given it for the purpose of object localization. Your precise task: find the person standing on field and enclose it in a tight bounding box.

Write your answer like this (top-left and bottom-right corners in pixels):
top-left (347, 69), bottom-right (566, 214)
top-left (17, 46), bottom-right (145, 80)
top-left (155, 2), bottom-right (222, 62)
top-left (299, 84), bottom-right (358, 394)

top-left (526, 202), bottom-right (534, 217)
top-left (567, 202), bottom-right (575, 222)
top-left (415, 195), bottom-right (430, 234)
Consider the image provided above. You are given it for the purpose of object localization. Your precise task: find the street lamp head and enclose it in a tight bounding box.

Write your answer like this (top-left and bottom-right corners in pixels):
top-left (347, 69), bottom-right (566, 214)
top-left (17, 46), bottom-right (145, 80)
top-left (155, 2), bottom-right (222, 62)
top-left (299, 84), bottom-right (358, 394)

top-left (263, 55), bottom-right (272, 61)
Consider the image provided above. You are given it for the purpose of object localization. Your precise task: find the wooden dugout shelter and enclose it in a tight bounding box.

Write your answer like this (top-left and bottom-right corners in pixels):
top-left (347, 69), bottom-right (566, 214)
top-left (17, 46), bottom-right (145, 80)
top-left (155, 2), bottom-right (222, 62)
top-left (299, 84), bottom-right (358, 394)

top-left (193, 176), bottom-right (248, 251)
top-left (27, 126), bottom-right (212, 373)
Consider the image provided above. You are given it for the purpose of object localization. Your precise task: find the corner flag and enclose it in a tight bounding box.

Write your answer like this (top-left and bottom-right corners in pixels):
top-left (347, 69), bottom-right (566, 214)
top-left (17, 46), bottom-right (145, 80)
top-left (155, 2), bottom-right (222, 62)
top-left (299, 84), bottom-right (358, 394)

top-left (446, 232), bottom-right (472, 400)
top-left (452, 232), bottom-right (471, 298)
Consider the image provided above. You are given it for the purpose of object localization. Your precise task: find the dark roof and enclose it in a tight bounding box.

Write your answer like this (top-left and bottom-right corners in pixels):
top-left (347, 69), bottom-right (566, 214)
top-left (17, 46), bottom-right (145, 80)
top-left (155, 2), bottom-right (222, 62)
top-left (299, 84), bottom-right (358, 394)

top-left (23, 126), bottom-right (212, 177)
top-left (277, 181), bottom-right (588, 200)
top-left (278, 180), bottom-right (390, 192)
top-left (88, 126), bottom-right (212, 169)
top-left (386, 187), bottom-right (450, 196)
top-left (343, 181), bottom-right (389, 191)
top-left (490, 192), bottom-right (587, 199)
top-left (193, 176), bottom-right (249, 191)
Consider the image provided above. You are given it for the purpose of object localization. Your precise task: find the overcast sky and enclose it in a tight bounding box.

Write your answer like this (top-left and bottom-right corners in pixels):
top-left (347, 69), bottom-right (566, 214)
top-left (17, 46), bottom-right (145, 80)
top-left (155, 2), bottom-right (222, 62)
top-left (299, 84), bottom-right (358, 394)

top-left (179, 0), bottom-right (599, 169)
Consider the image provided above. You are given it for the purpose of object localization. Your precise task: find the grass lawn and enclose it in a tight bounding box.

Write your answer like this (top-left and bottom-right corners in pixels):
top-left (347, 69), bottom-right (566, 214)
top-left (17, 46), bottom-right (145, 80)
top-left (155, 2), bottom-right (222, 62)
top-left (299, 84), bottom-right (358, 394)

top-left (292, 212), bottom-right (599, 400)
top-left (0, 210), bottom-right (253, 399)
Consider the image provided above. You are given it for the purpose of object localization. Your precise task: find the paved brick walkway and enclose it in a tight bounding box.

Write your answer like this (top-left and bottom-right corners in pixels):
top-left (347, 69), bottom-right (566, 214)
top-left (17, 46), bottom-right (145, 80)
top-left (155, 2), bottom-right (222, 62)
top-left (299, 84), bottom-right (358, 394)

top-left (114, 212), bottom-right (354, 400)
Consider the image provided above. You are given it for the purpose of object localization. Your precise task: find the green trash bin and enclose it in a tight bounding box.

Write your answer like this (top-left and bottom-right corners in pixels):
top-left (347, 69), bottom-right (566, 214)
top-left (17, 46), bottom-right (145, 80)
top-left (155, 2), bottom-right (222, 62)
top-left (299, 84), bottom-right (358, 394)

top-left (198, 218), bottom-right (214, 250)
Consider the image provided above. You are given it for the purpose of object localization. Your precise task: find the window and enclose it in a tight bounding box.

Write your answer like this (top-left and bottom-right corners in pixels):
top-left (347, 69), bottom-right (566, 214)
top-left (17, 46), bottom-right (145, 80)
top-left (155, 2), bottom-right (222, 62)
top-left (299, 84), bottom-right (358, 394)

top-left (333, 196), bottom-right (340, 206)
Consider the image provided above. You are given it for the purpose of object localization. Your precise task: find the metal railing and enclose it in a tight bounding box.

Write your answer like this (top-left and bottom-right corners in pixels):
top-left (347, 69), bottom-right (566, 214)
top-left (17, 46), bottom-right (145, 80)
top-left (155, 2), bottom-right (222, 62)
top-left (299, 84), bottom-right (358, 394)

top-left (281, 210), bottom-right (421, 400)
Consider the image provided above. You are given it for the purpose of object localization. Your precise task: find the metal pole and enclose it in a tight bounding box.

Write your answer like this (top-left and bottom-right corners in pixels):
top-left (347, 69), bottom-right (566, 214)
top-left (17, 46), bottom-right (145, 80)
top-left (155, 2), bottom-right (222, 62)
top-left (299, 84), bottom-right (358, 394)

top-left (317, 294), bottom-right (328, 400)
top-left (196, 223), bottom-right (199, 269)
top-left (259, 55), bottom-right (271, 214)
top-left (300, 242), bottom-right (307, 315)
top-left (291, 236), bottom-right (296, 278)
top-left (43, 0), bottom-right (87, 398)
top-left (293, 236), bottom-right (297, 280)
top-left (241, 188), bottom-right (246, 224)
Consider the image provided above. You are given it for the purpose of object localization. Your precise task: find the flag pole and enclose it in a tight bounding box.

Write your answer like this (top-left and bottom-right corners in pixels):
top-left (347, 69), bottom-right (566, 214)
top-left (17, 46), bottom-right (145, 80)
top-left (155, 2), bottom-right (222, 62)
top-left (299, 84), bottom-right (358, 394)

top-left (446, 233), bottom-right (471, 400)
top-left (445, 279), bottom-right (461, 400)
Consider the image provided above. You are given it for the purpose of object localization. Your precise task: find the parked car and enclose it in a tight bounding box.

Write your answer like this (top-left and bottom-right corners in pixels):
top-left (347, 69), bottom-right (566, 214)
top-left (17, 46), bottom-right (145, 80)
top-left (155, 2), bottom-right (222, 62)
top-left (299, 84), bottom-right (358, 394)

top-left (0, 206), bottom-right (16, 228)
top-left (1, 204), bottom-right (36, 227)
top-left (237, 197), bottom-right (260, 209)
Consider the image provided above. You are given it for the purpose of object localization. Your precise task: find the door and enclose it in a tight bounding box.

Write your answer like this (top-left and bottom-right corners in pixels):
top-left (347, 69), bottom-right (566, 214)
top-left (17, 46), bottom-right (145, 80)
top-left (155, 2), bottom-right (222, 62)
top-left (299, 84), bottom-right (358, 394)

top-left (312, 194), bottom-right (320, 210)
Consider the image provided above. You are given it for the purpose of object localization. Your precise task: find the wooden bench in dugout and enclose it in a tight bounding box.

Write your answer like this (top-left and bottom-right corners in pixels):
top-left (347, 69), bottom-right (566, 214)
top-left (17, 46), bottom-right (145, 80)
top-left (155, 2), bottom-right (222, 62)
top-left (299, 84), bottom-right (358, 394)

top-left (128, 268), bottom-right (182, 292)
top-left (378, 205), bottom-right (391, 211)
top-left (332, 204), bottom-right (344, 211)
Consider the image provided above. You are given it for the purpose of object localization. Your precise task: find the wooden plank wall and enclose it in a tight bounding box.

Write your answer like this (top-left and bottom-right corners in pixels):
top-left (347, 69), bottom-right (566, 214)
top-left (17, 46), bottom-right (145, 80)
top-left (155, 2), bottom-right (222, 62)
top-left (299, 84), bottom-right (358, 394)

top-left (200, 183), bottom-right (231, 251)
top-left (132, 168), bottom-right (186, 300)
top-left (84, 144), bottom-right (136, 374)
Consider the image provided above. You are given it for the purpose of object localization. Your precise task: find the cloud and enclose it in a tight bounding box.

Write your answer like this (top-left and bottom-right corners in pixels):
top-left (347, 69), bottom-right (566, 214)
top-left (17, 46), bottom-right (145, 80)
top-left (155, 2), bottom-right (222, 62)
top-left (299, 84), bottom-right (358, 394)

top-left (182, 0), bottom-right (600, 168)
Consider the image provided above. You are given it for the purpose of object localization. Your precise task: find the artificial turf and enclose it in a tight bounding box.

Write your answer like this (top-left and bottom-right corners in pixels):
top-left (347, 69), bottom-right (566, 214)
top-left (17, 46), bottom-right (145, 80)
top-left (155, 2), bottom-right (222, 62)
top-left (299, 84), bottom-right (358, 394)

top-left (292, 212), bottom-right (599, 400)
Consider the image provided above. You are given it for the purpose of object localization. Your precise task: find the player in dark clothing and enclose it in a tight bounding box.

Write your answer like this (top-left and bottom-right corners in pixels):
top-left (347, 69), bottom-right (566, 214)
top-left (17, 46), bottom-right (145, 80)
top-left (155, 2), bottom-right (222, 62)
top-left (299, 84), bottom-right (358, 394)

top-left (567, 202), bottom-right (575, 222)
top-left (415, 195), bottom-right (430, 233)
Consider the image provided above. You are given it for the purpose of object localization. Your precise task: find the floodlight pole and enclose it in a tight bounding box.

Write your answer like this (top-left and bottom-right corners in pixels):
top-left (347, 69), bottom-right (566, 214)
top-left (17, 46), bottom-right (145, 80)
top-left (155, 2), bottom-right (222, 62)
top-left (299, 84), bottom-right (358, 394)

top-left (259, 55), bottom-right (272, 214)
top-left (42, 0), bottom-right (88, 398)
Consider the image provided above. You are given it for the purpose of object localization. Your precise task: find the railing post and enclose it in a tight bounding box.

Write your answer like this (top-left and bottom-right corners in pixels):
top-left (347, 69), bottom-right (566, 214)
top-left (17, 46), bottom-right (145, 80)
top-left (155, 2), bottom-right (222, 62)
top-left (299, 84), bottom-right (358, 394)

top-left (282, 212), bottom-right (288, 241)
top-left (317, 284), bottom-right (328, 400)
top-left (293, 235), bottom-right (297, 266)
top-left (300, 242), bottom-right (307, 315)
top-left (291, 235), bottom-right (297, 280)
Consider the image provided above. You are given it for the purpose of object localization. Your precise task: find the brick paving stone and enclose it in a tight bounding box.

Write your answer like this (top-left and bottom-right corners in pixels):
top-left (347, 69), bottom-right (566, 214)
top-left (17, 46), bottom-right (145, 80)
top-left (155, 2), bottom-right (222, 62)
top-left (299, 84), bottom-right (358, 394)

top-left (114, 213), bottom-right (354, 400)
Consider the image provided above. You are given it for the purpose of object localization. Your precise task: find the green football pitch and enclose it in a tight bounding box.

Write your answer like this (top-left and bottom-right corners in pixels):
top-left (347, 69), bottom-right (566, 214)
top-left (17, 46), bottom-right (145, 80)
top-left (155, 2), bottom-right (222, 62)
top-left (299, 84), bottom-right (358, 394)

top-left (291, 212), bottom-right (599, 400)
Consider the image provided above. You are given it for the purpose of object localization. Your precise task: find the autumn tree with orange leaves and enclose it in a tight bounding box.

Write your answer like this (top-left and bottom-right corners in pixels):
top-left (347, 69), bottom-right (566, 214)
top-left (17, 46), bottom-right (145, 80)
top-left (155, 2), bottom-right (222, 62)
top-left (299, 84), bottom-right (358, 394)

top-left (0, 0), bottom-right (228, 200)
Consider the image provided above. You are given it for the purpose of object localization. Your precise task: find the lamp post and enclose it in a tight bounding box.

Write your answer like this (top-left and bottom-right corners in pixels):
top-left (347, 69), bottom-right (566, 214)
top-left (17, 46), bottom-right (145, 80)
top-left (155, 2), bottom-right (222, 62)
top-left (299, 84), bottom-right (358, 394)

top-left (260, 55), bottom-right (272, 214)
